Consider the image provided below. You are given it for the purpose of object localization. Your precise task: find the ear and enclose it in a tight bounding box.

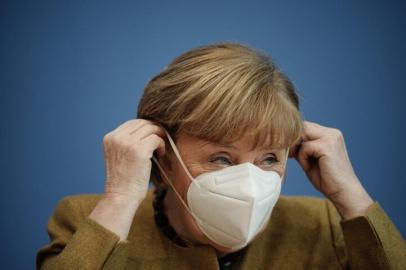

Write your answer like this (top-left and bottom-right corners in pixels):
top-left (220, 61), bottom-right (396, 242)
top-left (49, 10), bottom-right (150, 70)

top-left (155, 148), bottom-right (174, 176)
top-left (159, 154), bottom-right (172, 172)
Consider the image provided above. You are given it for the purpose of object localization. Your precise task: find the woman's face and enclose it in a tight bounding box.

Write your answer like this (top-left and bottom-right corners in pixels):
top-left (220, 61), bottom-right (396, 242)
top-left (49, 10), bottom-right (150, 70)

top-left (159, 131), bottom-right (288, 253)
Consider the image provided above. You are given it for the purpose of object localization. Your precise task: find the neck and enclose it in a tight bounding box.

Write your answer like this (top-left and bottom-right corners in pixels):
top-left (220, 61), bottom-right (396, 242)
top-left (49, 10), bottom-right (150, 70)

top-left (162, 187), bottom-right (196, 245)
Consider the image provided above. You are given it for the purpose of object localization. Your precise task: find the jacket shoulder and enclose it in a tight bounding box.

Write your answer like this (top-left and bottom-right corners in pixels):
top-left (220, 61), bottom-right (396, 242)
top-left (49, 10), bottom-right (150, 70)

top-left (272, 195), bottom-right (339, 229)
top-left (54, 191), bottom-right (155, 219)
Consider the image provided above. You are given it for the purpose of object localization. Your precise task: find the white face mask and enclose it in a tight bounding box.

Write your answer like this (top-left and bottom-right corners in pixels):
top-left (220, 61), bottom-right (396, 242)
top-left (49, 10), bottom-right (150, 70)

top-left (152, 130), bottom-right (289, 251)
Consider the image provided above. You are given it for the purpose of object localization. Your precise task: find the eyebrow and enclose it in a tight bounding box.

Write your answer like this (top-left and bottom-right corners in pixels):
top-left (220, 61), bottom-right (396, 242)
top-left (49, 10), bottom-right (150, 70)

top-left (201, 141), bottom-right (277, 152)
top-left (215, 142), bottom-right (238, 149)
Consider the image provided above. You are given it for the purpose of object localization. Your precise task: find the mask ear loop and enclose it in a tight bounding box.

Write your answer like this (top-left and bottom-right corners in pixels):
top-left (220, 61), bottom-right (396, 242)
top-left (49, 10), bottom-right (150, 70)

top-left (160, 129), bottom-right (199, 186)
top-left (281, 147), bottom-right (290, 182)
top-left (152, 155), bottom-right (207, 250)
top-left (152, 155), bottom-right (195, 212)
top-left (151, 128), bottom-right (200, 221)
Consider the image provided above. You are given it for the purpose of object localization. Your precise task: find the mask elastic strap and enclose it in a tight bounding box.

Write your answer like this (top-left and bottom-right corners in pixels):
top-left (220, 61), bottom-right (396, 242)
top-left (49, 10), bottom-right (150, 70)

top-left (151, 128), bottom-right (198, 216)
top-left (282, 147), bottom-right (289, 181)
top-left (161, 129), bottom-right (199, 186)
top-left (152, 155), bottom-right (198, 219)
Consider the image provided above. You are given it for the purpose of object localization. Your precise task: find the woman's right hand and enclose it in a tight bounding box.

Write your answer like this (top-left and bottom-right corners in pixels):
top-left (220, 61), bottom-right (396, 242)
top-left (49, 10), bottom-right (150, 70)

top-left (89, 119), bottom-right (166, 241)
top-left (102, 119), bottom-right (166, 203)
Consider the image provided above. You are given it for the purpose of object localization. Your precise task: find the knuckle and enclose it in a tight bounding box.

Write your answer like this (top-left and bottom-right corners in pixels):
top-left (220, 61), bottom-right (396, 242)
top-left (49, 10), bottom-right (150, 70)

top-left (153, 135), bottom-right (166, 147)
top-left (149, 133), bottom-right (160, 141)
top-left (103, 133), bottom-right (113, 144)
top-left (110, 134), bottom-right (122, 145)
top-left (332, 128), bottom-right (343, 140)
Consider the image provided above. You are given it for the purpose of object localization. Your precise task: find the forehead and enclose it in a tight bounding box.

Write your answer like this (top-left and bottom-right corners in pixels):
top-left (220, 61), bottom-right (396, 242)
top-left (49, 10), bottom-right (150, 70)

top-left (176, 131), bottom-right (282, 152)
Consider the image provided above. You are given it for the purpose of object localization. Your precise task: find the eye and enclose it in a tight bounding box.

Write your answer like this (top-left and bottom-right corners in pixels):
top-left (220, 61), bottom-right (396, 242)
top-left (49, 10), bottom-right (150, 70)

top-left (209, 155), bottom-right (233, 165)
top-left (261, 154), bottom-right (278, 166)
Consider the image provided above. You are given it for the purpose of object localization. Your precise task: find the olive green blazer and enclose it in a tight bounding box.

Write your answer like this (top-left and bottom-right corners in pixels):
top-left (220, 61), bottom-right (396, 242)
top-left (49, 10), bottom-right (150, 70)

top-left (36, 189), bottom-right (406, 269)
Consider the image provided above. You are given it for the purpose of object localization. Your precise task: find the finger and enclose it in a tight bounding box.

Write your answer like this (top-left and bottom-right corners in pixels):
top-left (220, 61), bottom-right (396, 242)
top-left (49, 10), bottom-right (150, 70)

top-left (141, 134), bottom-right (166, 158)
top-left (129, 124), bottom-right (166, 141)
top-left (302, 121), bottom-right (330, 141)
top-left (288, 139), bottom-right (303, 158)
top-left (295, 150), bottom-right (310, 172)
top-left (295, 140), bottom-right (323, 172)
top-left (120, 119), bottom-right (153, 134)
top-left (111, 119), bottom-right (148, 135)
top-left (107, 120), bottom-right (148, 143)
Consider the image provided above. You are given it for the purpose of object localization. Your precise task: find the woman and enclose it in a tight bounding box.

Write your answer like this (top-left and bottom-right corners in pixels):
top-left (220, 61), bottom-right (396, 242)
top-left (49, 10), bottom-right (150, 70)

top-left (36, 42), bottom-right (406, 269)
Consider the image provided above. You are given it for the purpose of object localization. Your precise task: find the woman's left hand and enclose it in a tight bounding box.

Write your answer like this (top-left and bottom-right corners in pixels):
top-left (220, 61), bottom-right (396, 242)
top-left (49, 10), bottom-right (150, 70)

top-left (290, 121), bottom-right (374, 220)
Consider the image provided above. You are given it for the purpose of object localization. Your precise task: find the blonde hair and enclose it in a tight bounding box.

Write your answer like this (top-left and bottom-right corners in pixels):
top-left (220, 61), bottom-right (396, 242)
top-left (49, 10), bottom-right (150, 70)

top-left (137, 42), bottom-right (303, 183)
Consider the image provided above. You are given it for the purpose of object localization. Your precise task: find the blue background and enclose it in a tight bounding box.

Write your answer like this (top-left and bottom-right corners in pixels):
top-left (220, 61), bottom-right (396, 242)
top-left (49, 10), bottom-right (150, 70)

top-left (1, 0), bottom-right (405, 269)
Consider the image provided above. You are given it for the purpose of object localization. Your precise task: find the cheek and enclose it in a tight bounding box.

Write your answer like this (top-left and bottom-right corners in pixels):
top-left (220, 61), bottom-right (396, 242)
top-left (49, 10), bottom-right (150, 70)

top-left (170, 162), bottom-right (193, 199)
top-left (271, 164), bottom-right (286, 179)
top-left (170, 158), bottom-right (212, 201)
